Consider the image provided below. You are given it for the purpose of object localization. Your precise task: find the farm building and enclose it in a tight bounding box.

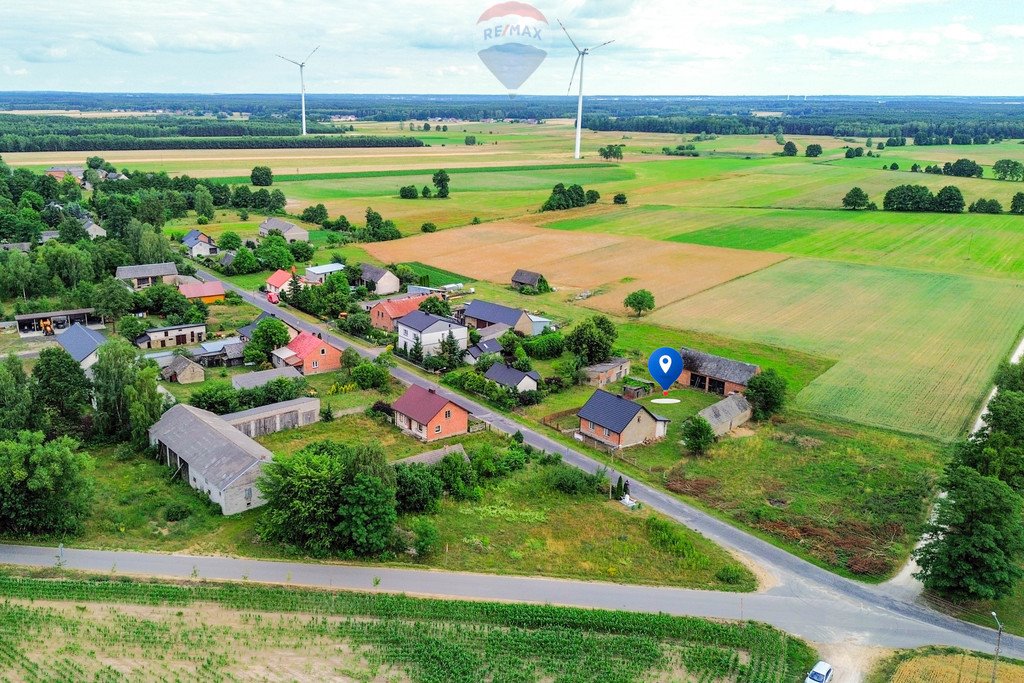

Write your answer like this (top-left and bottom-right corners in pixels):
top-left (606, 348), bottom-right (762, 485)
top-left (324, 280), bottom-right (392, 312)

top-left (193, 336), bottom-right (246, 367)
top-left (178, 281), bottom-right (226, 304)
top-left (149, 404), bottom-right (272, 516)
top-left (511, 269), bottom-right (546, 290)
top-left (461, 300), bottom-right (533, 336)
top-left (218, 251), bottom-right (236, 269)
top-left (368, 293), bottom-right (434, 332)
top-left (392, 384), bottom-right (470, 442)
top-left (223, 397), bottom-right (320, 439)
top-left (81, 218), bottom-right (106, 239)
top-left (466, 338), bottom-right (503, 365)
top-left (160, 355), bottom-right (205, 384)
top-left (0, 242), bottom-right (32, 253)
top-left (357, 264), bottom-right (401, 295)
top-left (260, 217), bottom-right (309, 242)
top-left (135, 323), bottom-right (206, 350)
top-left (528, 314), bottom-right (553, 336)
top-left (231, 366), bottom-right (303, 391)
top-left (484, 363), bottom-right (540, 393)
top-left (584, 358), bottom-right (632, 387)
top-left (477, 323), bottom-right (511, 342)
top-left (182, 230), bottom-right (218, 258)
top-left (15, 308), bottom-right (102, 335)
top-left (304, 263), bottom-right (346, 284)
top-left (115, 262), bottom-right (179, 290)
top-left (271, 331), bottom-right (342, 375)
top-left (577, 389), bottom-right (669, 450)
top-left (265, 269), bottom-right (300, 295)
top-left (679, 348), bottom-right (761, 395)
top-left (55, 323), bottom-right (106, 371)
top-left (238, 312), bottom-right (299, 342)
top-left (40, 231), bottom-right (58, 243)
top-left (395, 311), bottom-right (468, 357)
top-left (698, 394), bottom-right (753, 437)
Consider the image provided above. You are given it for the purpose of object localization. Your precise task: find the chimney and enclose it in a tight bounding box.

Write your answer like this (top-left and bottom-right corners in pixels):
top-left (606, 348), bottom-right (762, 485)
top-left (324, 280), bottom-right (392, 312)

top-left (428, 388), bottom-right (436, 394)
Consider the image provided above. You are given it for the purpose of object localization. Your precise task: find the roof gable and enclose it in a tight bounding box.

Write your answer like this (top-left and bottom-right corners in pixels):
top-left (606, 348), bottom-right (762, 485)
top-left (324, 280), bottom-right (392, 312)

top-left (56, 323), bottom-right (106, 363)
top-left (464, 300), bottom-right (527, 327)
top-left (286, 331), bottom-right (333, 360)
top-left (374, 294), bottom-right (432, 319)
top-left (266, 269), bottom-right (293, 288)
top-left (512, 269), bottom-right (542, 286)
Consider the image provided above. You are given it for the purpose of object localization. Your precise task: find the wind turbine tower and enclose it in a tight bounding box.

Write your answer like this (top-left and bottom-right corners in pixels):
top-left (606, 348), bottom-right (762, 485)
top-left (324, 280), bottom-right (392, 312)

top-left (277, 46), bottom-right (320, 136)
top-left (559, 21), bottom-right (612, 160)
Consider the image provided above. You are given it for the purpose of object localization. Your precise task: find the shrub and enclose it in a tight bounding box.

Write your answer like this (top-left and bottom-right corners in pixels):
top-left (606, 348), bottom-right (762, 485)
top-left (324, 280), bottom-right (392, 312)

top-left (164, 502), bottom-right (191, 522)
top-left (196, 215), bottom-right (209, 225)
top-left (682, 416), bottom-right (716, 455)
top-left (421, 222), bottom-right (438, 233)
top-left (745, 368), bottom-right (787, 420)
top-left (715, 565), bottom-right (747, 585)
top-left (432, 453), bottom-right (480, 501)
top-left (395, 463), bottom-right (444, 514)
top-left (522, 332), bottom-right (565, 360)
top-left (399, 185), bottom-right (419, 199)
top-left (412, 518), bottom-right (440, 558)
top-left (585, 189), bottom-right (600, 204)
top-left (613, 193), bottom-right (628, 205)
top-left (351, 362), bottom-right (390, 390)
top-left (547, 464), bottom-right (606, 495)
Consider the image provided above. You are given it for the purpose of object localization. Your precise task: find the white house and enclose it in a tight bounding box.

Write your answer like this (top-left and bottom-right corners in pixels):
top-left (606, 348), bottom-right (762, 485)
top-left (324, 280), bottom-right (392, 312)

top-left (305, 263), bottom-right (346, 284)
top-left (395, 311), bottom-right (468, 357)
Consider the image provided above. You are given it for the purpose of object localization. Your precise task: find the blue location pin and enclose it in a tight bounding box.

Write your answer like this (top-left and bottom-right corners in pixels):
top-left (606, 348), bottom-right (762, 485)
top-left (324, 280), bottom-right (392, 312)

top-left (648, 347), bottom-right (683, 396)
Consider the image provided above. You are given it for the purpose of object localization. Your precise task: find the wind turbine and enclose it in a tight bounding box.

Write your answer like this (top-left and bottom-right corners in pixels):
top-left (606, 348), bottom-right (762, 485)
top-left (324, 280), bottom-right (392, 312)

top-left (560, 21), bottom-right (613, 160)
top-left (277, 46), bottom-right (320, 136)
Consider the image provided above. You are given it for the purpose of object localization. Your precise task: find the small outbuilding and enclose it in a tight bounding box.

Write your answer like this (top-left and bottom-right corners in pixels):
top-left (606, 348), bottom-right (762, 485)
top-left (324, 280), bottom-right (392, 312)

top-left (160, 355), bottom-right (205, 384)
top-left (116, 262), bottom-right (179, 290)
top-left (222, 397), bottom-right (320, 439)
top-left (679, 348), bottom-right (761, 395)
top-left (698, 394), bottom-right (753, 437)
top-left (484, 363), bottom-right (540, 393)
top-left (178, 281), bottom-right (226, 304)
top-left (584, 357), bottom-right (631, 387)
top-left (511, 269), bottom-right (545, 290)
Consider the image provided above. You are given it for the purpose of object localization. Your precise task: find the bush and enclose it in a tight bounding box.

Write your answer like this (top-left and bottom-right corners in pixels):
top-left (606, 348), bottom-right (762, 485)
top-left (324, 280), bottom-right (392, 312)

top-left (421, 222), bottom-right (438, 233)
top-left (585, 189), bottom-right (600, 204)
top-left (613, 193), bottom-right (628, 205)
top-left (432, 453), bottom-right (480, 501)
top-left (522, 332), bottom-right (565, 360)
top-left (547, 464), bottom-right (606, 495)
top-left (399, 185), bottom-right (419, 199)
top-left (351, 362), bottom-right (390, 390)
top-left (412, 518), bottom-right (440, 558)
top-left (745, 369), bottom-right (787, 420)
top-left (395, 463), bottom-right (443, 514)
top-left (196, 215), bottom-right (209, 225)
top-left (164, 502), bottom-right (191, 522)
top-left (682, 416), bottom-right (716, 455)
top-left (715, 565), bottom-right (747, 585)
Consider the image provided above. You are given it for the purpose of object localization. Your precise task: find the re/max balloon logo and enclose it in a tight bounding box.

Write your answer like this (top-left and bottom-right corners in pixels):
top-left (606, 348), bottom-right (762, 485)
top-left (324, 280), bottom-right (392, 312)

top-left (481, 24), bottom-right (543, 41)
top-left (475, 1), bottom-right (549, 95)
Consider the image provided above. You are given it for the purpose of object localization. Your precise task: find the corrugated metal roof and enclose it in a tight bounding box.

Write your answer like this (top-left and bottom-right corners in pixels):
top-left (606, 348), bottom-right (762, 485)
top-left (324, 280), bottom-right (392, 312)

top-left (115, 262), bottom-right (178, 280)
top-left (231, 367), bottom-right (302, 390)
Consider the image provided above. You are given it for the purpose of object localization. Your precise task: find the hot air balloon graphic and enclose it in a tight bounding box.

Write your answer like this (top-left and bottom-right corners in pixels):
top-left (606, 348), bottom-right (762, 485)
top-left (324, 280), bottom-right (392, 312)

top-left (476, 2), bottom-right (548, 96)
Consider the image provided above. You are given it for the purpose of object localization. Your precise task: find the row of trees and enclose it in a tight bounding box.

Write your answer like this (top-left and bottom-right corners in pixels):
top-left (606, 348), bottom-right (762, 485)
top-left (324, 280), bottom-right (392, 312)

top-left (398, 170), bottom-right (452, 200)
top-left (540, 183), bottom-right (600, 212)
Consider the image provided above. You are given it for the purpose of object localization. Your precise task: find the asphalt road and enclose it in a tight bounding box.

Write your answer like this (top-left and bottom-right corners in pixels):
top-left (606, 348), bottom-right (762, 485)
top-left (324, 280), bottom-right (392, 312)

top-left (5, 267), bottom-right (1007, 657)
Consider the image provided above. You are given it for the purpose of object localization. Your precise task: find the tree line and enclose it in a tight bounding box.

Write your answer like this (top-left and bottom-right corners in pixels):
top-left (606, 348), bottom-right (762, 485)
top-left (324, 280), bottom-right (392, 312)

top-left (0, 134), bottom-right (426, 153)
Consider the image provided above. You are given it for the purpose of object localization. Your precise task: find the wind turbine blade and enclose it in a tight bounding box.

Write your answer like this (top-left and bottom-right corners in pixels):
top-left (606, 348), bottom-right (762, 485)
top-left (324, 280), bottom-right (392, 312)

top-left (303, 45), bottom-right (320, 64)
top-left (277, 54), bottom-right (301, 66)
top-left (588, 40), bottom-right (614, 52)
top-left (558, 20), bottom-right (581, 53)
top-left (567, 53), bottom-right (582, 95)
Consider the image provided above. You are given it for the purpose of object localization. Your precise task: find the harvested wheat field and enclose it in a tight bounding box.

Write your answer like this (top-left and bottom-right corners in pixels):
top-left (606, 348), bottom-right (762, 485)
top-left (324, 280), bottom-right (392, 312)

top-left (365, 222), bottom-right (786, 313)
top-left (888, 652), bottom-right (1024, 682)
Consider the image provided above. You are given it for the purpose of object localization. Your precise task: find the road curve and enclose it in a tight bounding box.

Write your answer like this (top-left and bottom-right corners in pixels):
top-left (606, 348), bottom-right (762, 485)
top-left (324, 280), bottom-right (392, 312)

top-left (57, 267), bottom-right (1004, 656)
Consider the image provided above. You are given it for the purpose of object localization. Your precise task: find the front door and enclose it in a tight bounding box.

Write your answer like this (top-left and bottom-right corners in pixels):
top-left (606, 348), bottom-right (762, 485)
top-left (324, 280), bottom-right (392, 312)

top-left (176, 334), bottom-right (186, 346)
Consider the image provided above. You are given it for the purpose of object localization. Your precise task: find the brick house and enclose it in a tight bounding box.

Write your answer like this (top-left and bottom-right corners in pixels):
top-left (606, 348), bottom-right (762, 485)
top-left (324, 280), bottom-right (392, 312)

top-left (679, 348), bottom-right (761, 395)
top-left (584, 357), bottom-right (631, 387)
top-left (391, 384), bottom-right (469, 442)
top-left (135, 323), bottom-right (206, 349)
top-left (577, 389), bottom-right (669, 449)
top-left (271, 330), bottom-right (342, 375)
top-left (265, 269), bottom-right (299, 295)
top-left (368, 293), bottom-right (435, 332)
top-left (460, 300), bottom-right (534, 336)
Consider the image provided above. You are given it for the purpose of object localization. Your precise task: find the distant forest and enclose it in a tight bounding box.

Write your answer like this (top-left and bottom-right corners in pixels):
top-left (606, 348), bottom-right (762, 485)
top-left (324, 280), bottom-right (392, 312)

top-left (4, 92), bottom-right (1024, 150)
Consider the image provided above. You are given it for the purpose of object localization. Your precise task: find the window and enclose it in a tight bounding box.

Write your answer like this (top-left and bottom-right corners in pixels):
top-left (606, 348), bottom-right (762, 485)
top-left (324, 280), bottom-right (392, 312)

top-left (434, 425), bottom-right (442, 434)
top-left (603, 427), bottom-right (610, 436)
top-left (320, 348), bottom-right (326, 355)
top-left (444, 409), bottom-right (451, 419)
top-left (587, 420), bottom-right (594, 430)
top-left (312, 360), bottom-right (319, 369)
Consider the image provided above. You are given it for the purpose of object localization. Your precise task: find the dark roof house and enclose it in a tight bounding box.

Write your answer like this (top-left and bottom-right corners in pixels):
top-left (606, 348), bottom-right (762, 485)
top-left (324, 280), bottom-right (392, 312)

top-left (56, 323), bottom-right (106, 365)
top-left (577, 389), bottom-right (669, 449)
top-left (396, 310), bottom-right (462, 333)
top-left (467, 338), bottom-right (503, 361)
top-left (484, 363), bottom-right (540, 391)
top-left (511, 269), bottom-right (543, 288)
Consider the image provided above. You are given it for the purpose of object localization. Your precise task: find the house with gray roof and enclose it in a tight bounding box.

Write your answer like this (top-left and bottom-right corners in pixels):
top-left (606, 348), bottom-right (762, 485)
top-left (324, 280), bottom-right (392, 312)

top-left (81, 218), bottom-right (106, 239)
top-left (395, 311), bottom-right (468, 357)
top-left (577, 389), bottom-right (669, 449)
top-left (511, 269), bottom-right (545, 290)
top-left (698, 394), bottom-right (753, 437)
top-left (231, 366), bottom-right (302, 391)
top-left (259, 217), bottom-right (308, 242)
top-left (193, 336), bottom-right (246, 367)
top-left (461, 300), bottom-right (534, 336)
top-left (160, 355), bottom-right (205, 384)
top-left (149, 404), bottom-right (273, 515)
top-left (466, 338), bottom-right (503, 365)
top-left (484, 363), bottom-right (540, 393)
top-left (357, 263), bottom-right (401, 295)
top-left (56, 323), bottom-right (106, 371)
top-left (679, 348), bottom-right (761, 395)
top-left (115, 262), bottom-right (179, 290)
top-left (182, 229), bottom-right (218, 258)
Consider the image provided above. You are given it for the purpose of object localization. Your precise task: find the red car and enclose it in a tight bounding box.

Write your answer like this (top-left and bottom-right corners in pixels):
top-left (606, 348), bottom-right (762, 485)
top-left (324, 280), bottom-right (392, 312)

top-left (266, 292), bottom-right (280, 304)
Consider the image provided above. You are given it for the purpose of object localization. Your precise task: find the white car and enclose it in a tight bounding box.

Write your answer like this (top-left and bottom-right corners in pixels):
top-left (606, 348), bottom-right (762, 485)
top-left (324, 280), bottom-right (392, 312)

top-left (805, 661), bottom-right (834, 683)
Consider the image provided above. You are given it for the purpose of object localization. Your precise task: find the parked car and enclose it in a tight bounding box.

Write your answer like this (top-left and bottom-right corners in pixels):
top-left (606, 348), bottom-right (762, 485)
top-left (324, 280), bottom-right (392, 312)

top-left (805, 661), bottom-right (833, 683)
top-left (266, 292), bottom-right (280, 304)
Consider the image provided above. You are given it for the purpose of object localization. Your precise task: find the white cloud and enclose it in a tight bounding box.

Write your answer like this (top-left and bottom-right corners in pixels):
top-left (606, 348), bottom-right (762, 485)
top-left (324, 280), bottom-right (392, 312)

top-left (2, 65), bottom-right (28, 77)
top-left (19, 45), bottom-right (69, 63)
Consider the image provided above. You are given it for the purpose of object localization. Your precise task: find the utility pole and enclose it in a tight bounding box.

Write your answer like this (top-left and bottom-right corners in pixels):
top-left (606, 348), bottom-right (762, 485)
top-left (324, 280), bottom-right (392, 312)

top-left (992, 611), bottom-right (1004, 683)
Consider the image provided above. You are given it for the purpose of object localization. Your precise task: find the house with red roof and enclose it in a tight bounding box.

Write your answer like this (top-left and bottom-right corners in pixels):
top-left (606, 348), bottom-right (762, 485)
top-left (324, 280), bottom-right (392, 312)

top-left (265, 269), bottom-right (303, 295)
top-left (270, 331), bottom-right (341, 375)
top-left (178, 281), bottom-right (226, 304)
top-left (368, 293), bottom-right (437, 332)
top-left (391, 384), bottom-right (469, 442)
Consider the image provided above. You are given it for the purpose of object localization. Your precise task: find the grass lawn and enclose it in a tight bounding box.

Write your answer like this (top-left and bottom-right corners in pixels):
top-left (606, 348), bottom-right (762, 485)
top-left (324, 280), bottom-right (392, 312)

top-left (203, 299), bottom-right (263, 336)
top-left (0, 569), bottom-right (816, 683)
top-left (0, 330), bottom-right (55, 356)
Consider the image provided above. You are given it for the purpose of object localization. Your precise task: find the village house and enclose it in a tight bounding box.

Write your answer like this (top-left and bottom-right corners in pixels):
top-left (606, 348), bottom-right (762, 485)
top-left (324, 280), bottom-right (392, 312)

top-left (368, 293), bottom-right (434, 332)
top-left (679, 348), bottom-right (761, 395)
top-left (160, 355), bottom-right (205, 384)
top-left (584, 357), bottom-right (632, 387)
top-left (135, 323), bottom-right (206, 350)
top-left (577, 389), bottom-right (670, 450)
top-left (178, 281), bottom-right (226, 304)
top-left (391, 384), bottom-right (470, 442)
top-left (466, 338), bottom-right (503, 365)
top-left (271, 331), bottom-right (342, 375)
top-left (231, 366), bottom-right (303, 391)
top-left (182, 229), bottom-right (218, 258)
top-left (193, 336), bottom-right (246, 367)
top-left (115, 262), bottom-right (179, 290)
top-left (238, 312), bottom-right (299, 342)
top-left (357, 264), bottom-right (401, 295)
top-left (461, 300), bottom-right (534, 336)
top-left (484, 363), bottom-right (540, 393)
top-left (511, 269), bottom-right (546, 290)
top-left (81, 217), bottom-right (106, 239)
top-left (395, 311), bottom-right (468, 357)
top-left (265, 268), bottom-right (301, 295)
top-left (304, 262), bottom-right (346, 284)
top-left (698, 394), bottom-right (753, 437)
top-left (55, 323), bottom-right (106, 372)
top-left (259, 217), bottom-right (309, 242)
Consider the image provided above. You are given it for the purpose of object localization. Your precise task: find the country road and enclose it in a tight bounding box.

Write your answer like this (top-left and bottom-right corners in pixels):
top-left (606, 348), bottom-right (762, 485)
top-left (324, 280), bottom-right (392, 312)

top-left (5, 267), bottom-right (1007, 660)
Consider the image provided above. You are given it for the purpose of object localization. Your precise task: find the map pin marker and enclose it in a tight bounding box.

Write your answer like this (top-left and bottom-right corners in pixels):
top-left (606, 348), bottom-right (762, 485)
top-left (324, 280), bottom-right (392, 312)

top-left (648, 347), bottom-right (683, 396)
top-left (659, 355), bottom-right (672, 374)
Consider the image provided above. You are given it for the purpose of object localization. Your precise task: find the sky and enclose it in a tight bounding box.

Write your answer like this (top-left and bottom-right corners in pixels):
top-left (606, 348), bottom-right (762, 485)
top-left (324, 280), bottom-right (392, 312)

top-left (1, 0), bottom-right (1023, 96)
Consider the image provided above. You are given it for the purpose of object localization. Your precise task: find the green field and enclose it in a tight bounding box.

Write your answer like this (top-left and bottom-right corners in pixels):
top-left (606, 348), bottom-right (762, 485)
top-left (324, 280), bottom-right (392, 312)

top-left (0, 570), bottom-right (817, 683)
top-left (652, 259), bottom-right (1024, 438)
top-left (400, 261), bottom-right (474, 286)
